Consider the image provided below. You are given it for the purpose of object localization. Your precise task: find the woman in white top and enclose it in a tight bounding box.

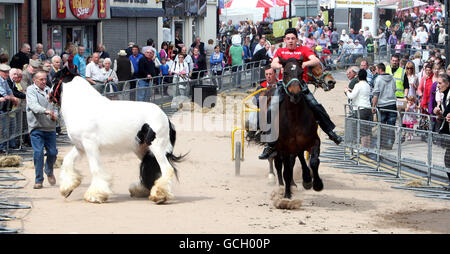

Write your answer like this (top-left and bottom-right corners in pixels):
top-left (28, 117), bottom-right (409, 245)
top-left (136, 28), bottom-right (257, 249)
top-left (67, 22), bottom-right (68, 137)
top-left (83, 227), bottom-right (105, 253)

top-left (405, 61), bottom-right (419, 98)
top-left (411, 51), bottom-right (422, 75)
top-left (170, 53), bottom-right (190, 83)
top-left (101, 58), bottom-right (119, 93)
top-left (344, 69), bottom-right (372, 149)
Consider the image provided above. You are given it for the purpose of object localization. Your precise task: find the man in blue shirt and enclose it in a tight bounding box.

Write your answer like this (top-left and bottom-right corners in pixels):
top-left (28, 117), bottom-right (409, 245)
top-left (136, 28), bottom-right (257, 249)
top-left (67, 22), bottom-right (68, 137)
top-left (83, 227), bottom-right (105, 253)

top-left (129, 45), bottom-right (143, 79)
top-left (73, 45), bottom-right (87, 77)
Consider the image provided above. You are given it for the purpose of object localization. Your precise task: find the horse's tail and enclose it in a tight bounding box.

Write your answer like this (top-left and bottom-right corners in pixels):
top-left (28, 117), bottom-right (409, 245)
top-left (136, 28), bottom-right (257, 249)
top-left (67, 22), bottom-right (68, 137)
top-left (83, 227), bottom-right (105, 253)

top-left (166, 120), bottom-right (188, 181)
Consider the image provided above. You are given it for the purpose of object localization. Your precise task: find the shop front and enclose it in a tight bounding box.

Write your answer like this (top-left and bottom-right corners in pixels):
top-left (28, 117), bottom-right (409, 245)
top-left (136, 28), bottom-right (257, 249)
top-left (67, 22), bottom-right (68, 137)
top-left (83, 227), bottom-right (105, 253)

top-left (0, 1), bottom-right (22, 57)
top-left (331, 0), bottom-right (397, 38)
top-left (41, 0), bottom-right (110, 56)
top-left (164, 0), bottom-right (216, 53)
top-left (104, 0), bottom-right (164, 60)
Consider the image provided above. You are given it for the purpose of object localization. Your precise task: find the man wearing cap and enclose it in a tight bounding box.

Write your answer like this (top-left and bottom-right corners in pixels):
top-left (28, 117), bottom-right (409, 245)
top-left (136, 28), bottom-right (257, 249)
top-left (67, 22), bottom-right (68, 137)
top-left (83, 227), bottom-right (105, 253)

top-left (351, 39), bottom-right (364, 63)
top-left (26, 71), bottom-right (58, 189)
top-left (337, 39), bottom-right (353, 69)
top-left (10, 43), bottom-right (31, 70)
top-left (73, 45), bottom-right (87, 78)
top-left (21, 59), bottom-right (40, 92)
top-left (126, 42), bottom-right (135, 57)
top-left (114, 50), bottom-right (134, 87)
top-left (340, 30), bottom-right (349, 44)
top-left (0, 64), bottom-right (20, 152)
top-left (258, 28), bottom-right (342, 159)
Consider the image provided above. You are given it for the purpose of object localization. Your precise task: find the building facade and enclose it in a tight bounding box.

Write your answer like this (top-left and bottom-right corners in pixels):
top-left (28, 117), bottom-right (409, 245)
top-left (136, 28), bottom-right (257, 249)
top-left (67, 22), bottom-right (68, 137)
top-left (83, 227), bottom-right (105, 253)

top-left (0, 0), bottom-right (27, 57)
top-left (164, 0), bottom-right (217, 53)
top-left (41, 0), bottom-right (111, 56)
top-left (105, 0), bottom-right (164, 60)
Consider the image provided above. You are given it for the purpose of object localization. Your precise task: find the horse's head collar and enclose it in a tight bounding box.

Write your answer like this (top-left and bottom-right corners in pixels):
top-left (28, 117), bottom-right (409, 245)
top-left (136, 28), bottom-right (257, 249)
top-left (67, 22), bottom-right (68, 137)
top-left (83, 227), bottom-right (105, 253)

top-left (308, 66), bottom-right (336, 92)
top-left (280, 58), bottom-right (304, 104)
top-left (49, 66), bottom-right (78, 105)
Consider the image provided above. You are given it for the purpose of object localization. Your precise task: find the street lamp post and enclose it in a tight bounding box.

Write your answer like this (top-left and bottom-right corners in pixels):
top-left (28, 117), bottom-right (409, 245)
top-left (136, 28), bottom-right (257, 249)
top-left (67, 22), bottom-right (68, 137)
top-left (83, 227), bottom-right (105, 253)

top-left (445, 0), bottom-right (449, 67)
top-left (289, 0), bottom-right (292, 28)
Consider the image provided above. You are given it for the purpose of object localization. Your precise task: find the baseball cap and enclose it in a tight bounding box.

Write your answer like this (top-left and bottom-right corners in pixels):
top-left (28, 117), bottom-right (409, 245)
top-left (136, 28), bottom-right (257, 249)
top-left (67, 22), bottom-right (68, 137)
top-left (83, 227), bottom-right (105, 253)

top-left (0, 64), bottom-right (11, 72)
top-left (29, 59), bottom-right (40, 68)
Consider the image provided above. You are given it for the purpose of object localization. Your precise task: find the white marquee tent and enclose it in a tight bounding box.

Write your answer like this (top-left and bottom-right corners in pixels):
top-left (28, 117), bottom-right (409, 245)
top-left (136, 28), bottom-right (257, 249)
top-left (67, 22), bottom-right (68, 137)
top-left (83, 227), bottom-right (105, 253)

top-left (220, 0), bottom-right (293, 23)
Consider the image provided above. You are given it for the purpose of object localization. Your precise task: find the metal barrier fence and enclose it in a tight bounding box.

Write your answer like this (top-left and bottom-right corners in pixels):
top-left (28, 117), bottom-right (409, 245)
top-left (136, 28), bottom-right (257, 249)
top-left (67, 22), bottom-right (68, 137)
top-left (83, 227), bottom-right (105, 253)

top-left (0, 60), bottom-right (269, 154)
top-left (317, 43), bottom-right (445, 69)
top-left (0, 59), bottom-right (269, 233)
top-left (340, 104), bottom-right (450, 200)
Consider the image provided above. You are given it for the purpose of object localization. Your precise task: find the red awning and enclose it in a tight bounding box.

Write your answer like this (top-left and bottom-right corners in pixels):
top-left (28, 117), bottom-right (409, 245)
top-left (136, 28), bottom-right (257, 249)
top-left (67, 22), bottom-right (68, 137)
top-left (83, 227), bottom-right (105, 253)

top-left (224, 0), bottom-right (233, 8)
top-left (256, 0), bottom-right (274, 8)
top-left (275, 0), bottom-right (289, 6)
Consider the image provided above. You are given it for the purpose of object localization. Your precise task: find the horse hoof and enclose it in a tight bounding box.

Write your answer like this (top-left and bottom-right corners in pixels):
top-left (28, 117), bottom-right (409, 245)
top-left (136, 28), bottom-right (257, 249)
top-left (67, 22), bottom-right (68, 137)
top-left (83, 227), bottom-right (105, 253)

top-left (83, 192), bottom-right (108, 204)
top-left (313, 180), bottom-right (324, 192)
top-left (303, 181), bottom-right (313, 190)
top-left (129, 182), bottom-right (150, 198)
top-left (83, 188), bottom-right (110, 204)
top-left (150, 185), bottom-right (173, 204)
top-left (63, 190), bottom-right (73, 198)
top-left (273, 198), bottom-right (302, 210)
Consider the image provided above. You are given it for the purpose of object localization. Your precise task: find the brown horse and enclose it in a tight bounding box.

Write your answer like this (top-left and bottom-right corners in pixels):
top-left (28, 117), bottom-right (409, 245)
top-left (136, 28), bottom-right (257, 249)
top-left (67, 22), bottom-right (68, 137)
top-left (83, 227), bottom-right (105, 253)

top-left (263, 63), bottom-right (334, 190)
top-left (306, 63), bottom-right (336, 92)
top-left (257, 58), bottom-right (323, 205)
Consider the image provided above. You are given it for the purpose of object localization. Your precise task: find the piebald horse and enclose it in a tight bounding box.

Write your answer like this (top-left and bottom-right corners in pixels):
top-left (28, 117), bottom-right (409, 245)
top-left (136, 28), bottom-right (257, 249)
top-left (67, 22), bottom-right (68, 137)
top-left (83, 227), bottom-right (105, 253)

top-left (50, 67), bottom-right (185, 204)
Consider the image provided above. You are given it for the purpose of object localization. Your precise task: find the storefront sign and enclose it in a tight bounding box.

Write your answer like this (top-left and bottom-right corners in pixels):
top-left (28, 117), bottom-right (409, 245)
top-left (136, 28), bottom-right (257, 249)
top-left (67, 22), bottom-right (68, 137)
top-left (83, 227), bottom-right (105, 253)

top-left (98, 0), bottom-right (107, 18)
top-left (113, 0), bottom-right (148, 3)
top-left (69, 0), bottom-right (95, 19)
top-left (363, 12), bottom-right (372, 19)
top-left (57, 0), bottom-right (67, 18)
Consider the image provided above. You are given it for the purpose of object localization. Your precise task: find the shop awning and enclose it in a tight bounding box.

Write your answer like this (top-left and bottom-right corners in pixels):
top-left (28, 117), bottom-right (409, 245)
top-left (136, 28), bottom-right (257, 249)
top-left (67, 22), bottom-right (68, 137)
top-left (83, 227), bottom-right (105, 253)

top-left (398, 0), bottom-right (427, 11)
top-left (110, 7), bottom-right (165, 18)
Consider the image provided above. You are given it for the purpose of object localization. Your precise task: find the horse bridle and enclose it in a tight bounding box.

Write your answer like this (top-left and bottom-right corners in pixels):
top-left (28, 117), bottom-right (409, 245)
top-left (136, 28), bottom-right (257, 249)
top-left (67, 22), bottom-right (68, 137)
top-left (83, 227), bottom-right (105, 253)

top-left (51, 77), bottom-right (64, 104)
top-left (281, 78), bottom-right (301, 96)
top-left (307, 67), bottom-right (331, 86)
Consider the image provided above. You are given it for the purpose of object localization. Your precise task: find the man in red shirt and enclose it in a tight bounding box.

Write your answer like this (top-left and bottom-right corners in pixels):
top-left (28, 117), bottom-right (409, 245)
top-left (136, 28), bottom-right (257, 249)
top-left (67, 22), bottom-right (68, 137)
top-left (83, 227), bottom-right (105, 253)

top-left (259, 28), bottom-right (342, 159)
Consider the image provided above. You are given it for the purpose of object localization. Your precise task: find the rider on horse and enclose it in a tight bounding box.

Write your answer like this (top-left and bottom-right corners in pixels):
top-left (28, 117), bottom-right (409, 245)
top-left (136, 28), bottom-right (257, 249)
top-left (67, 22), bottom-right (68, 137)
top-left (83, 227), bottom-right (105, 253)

top-left (259, 28), bottom-right (343, 160)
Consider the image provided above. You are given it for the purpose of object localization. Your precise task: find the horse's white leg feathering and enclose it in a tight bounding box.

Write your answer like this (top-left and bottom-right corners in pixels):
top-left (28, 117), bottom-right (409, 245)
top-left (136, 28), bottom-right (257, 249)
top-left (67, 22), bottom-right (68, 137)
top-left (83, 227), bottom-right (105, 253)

top-left (59, 146), bottom-right (83, 198)
top-left (82, 140), bottom-right (113, 203)
top-left (129, 182), bottom-right (150, 198)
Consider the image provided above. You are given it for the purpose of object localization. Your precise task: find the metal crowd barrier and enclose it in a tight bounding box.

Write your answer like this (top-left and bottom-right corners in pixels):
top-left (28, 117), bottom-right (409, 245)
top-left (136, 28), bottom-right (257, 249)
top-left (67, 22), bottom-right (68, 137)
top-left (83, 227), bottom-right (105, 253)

top-left (0, 59), bottom-right (269, 155)
top-left (337, 104), bottom-right (450, 200)
top-left (317, 43), bottom-right (445, 70)
top-left (102, 59), bottom-right (269, 105)
top-left (0, 59), bottom-right (269, 233)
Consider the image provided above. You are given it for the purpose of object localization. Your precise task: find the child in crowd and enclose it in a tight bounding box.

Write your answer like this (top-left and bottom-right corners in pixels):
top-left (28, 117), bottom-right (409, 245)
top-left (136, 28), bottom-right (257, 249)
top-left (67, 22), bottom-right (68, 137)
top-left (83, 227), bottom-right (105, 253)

top-left (395, 40), bottom-right (404, 54)
top-left (160, 57), bottom-right (171, 95)
top-left (402, 96), bottom-right (419, 141)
